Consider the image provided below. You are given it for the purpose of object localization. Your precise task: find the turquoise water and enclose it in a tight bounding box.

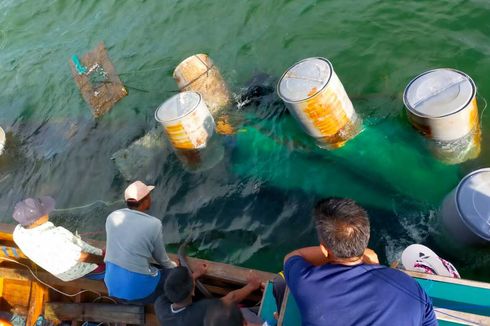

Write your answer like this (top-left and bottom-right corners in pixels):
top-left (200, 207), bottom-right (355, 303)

top-left (1, 0), bottom-right (489, 281)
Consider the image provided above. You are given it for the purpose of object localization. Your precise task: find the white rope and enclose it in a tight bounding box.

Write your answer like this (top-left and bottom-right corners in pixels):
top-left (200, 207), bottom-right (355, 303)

top-left (1, 257), bottom-right (102, 298)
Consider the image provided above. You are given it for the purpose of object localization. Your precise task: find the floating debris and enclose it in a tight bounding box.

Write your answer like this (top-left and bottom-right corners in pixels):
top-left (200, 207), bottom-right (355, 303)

top-left (69, 42), bottom-right (127, 117)
top-left (111, 129), bottom-right (166, 181)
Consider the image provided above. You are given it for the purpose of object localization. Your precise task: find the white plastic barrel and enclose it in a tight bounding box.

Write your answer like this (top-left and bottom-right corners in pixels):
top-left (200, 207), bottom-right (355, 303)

top-left (277, 57), bottom-right (361, 149)
top-left (441, 168), bottom-right (490, 244)
top-left (155, 92), bottom-right (215, 150)
top-left (0, 127), bottom-right (5, 155)
top-left (403, 69), bottom-right (480, 164)
top-left (173, 54), bottom-right (231, 114)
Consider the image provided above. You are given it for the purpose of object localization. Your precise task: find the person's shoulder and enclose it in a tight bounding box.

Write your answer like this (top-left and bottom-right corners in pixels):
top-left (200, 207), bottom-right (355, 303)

top-left (187, 299), bottom-right (221, 317)
top-left (368, 265), bottom-right (422, 288)
top-left (12, 224), bottom-right (26, 242)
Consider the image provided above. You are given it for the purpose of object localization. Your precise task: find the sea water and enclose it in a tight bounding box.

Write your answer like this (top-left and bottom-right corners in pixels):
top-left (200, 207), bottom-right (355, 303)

top-left (0, 0), bottom-right (489, 281)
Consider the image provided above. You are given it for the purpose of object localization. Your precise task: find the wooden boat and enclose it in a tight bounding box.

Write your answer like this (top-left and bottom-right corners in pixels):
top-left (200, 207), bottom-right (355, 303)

top-left (1, 222), bottom-right (489, 325)
top-left (0, 223), bottom-right (275, 325)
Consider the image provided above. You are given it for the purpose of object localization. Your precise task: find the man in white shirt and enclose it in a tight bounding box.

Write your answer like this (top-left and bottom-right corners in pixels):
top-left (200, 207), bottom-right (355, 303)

top-left (12, 196), bottom-right (105, 282)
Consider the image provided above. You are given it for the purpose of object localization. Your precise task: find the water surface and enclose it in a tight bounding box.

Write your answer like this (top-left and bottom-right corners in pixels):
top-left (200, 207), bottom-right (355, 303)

top-left (1, 0), bottom-right (490, 281)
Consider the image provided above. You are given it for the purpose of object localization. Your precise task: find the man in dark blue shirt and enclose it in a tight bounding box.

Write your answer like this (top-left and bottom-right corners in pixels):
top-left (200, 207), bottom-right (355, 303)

top-left (284, 198), bottom-right (437, 326)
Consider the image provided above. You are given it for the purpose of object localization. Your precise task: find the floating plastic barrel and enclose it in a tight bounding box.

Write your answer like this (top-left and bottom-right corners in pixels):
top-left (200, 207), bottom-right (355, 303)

top-left (155, 92), bottom-right (215, 150)
top-left (0, 127), bottom-right (5, 155)
top-left (277, 57), bottom-right (361, 149)
top-left (441, 168), bottom-right (490, 244)
top-left (173, 54), bottom-right (231, 114)
top-left (403, 69), bottom-right (480, 164)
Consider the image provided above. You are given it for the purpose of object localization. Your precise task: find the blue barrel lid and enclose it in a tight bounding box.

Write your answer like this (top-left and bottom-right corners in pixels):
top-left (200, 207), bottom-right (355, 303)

top-left (456, 168), bottom-right (490, 241)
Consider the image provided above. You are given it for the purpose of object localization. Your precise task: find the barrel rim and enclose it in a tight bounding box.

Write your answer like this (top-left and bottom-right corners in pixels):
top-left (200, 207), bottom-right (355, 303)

top-left (0, 127), bottom-right (5, 152)
top-left (277, 57), bottom-right (334, 104)
top-left (403, 68), bottom-right (476, 119)
top-left (455, 168), bottom-right (490, 241)
top-left (154, 91), bottom-right (203, 123)
top-left (173, 53), bottom-right (211, 79)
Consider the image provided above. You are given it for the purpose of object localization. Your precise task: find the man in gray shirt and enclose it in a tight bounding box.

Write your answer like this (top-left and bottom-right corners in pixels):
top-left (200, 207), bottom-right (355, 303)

top-left (104, 180), bottom-right (176, 303)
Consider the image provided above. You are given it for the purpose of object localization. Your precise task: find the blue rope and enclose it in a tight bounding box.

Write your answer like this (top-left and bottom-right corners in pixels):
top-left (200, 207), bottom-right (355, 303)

top-left (1, 246), bottom-right (9, 257)
top-left (71, 55), bottom-right (87, 75)
top-left (11, 247), bottom-right (19, 258)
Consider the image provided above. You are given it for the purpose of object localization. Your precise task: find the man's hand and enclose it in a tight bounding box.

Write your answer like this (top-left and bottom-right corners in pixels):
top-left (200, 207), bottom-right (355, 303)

top-left (79, 252), bottom-right (104, 265)
top-left (362, 248), bottom-right (379, 265)
top-left (192, 263), bottom-right (208, 280)
top-left (246, 272), bottom-right (262, 291)
top-left (221, 270), bottom-right (263, 305)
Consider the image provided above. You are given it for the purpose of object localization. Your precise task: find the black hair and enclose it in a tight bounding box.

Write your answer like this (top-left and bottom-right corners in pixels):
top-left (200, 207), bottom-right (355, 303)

top-left (126, 199), bottom-right (140, 209)
top-left (314, 197), bottom-right (370, 258)
top-left (164, 266), bottom-right (194, 303)
top-left (204, 300), bottom-right (244, 326)
top-left (125, 193), bottom-right (150, 209)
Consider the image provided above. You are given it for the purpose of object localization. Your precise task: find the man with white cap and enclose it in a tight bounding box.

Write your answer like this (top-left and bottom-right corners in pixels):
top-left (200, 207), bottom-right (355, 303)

top-left (104, 180), bottom-right (177, 304)
top-left (12, 196), bottom-right (105, 282)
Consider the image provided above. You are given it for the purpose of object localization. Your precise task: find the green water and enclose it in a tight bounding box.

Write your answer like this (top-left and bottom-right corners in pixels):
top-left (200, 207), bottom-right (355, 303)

top-left (1, 0), bottom-right (490, 281)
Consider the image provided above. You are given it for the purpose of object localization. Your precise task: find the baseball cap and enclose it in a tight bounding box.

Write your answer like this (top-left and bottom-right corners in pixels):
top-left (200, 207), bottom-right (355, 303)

top-left (13, 196), bottom-right (55, 226)
top-left (401, 244), bottom-right (460, 278)
top-left (124, 181), bottom-right (155, 201)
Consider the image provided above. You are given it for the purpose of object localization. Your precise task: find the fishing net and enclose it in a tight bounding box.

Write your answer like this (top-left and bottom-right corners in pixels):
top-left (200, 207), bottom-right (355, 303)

top-left (69, 42), bottom-right (127, 117)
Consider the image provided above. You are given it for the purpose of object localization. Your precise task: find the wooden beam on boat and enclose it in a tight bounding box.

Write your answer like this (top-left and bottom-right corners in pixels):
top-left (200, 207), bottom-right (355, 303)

top-left (183, 256), bottom-right (276, 285)
top-left (0, 267), bottom-right (107, 294)
top-left (403, 270), bottom-right (490, 290)
top-left (435, 307), bottom-right (490, 325)
top-left (26, 281), bottom-right (46, 326)
top-left (0, 224), bottom-right (14, 241)
top-left (44, 303), bottom-right (144, 325)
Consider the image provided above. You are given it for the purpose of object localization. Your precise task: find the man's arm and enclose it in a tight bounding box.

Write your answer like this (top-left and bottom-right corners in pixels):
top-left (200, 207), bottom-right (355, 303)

top-left (284, 246), bottom-right (380, 266)
top-left (79, 252), bottom-right (105, 265)
top-left (152, 225), bottom-right (177, 268)
top-left (284, 246), bottom-right (329, 266)
top-left (422, 288), bottom-right (438, 326)
top-left (221, 273), bottom-right (262, 305)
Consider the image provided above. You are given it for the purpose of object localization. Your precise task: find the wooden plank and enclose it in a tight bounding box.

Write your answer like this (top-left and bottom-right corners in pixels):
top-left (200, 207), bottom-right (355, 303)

top-left (2, 279), bottom-right (31, 308)
top-left (435, 307), bottom-right (490, 325)
top-left (0, 267), bottom-right (107, 294)
top-left (402, 270), bottom-right (490, 290)
top-left (185, 256), bottom-right (276, 285)
top-left (26, 281), bottom-right (46, 326)
top-left (259, 281), bottom-right (277, 322)
top-left (44, 303), bottom-right (144, 324)
top-left (0, 224), bottom-right (15, 241)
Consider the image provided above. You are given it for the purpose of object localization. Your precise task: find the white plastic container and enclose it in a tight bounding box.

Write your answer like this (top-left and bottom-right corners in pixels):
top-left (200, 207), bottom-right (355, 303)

top-left (277, 57), bottom-right (361, 149)
top-left (155, 92), bottom-right (215, 150)
top-left (441, 168), bottom-right (490, 244)
top-left (403, 69), bottom-right (480, 164)
top-left (0, 127), bottom-right (5, 155)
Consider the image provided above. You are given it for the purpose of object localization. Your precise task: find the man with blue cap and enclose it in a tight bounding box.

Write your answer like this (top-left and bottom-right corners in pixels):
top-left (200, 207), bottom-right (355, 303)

top-left (12, 196), bottom-right (105, 282)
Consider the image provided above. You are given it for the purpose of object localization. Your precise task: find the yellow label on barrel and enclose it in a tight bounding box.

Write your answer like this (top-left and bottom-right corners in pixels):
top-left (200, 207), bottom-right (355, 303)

top-left (304, 87), bottom-right (349, 137)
